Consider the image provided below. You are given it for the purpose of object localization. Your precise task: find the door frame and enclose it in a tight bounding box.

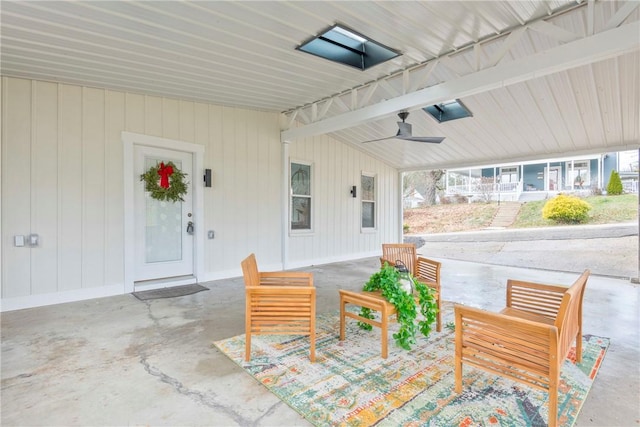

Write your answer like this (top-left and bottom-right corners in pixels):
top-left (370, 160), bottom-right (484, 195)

top-left (122, 131), bottom-right (205, 293)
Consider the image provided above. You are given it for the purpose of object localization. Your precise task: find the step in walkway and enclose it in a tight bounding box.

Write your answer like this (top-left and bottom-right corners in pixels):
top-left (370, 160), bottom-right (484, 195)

top-left (487, 202), bottom-right (522, 228)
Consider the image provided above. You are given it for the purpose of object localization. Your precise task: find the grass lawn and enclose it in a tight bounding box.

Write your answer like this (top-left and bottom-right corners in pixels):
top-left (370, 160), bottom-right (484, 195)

top-left (513, 194), bottom-right (638, 228)
top-left (404, 194), bottom-right (637, 234)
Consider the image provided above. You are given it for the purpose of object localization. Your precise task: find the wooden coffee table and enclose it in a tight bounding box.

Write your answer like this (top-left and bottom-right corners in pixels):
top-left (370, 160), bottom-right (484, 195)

top-left (339, 289), bottom-right (398, 359)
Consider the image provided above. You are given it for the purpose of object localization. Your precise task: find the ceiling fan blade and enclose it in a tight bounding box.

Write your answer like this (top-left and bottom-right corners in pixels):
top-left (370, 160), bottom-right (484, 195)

top-left (361, 135), bottom-right (395, 143)
top-left (397, 136), bottom-right (445, 144)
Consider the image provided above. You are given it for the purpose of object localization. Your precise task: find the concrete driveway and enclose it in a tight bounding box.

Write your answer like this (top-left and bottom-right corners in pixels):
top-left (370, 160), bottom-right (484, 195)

top-left (413, 222), bottom-right (638, 280)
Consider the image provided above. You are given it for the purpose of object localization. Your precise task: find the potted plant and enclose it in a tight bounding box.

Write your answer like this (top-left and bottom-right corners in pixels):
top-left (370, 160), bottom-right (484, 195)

top-left (357, 263), bottom-right (438, 350)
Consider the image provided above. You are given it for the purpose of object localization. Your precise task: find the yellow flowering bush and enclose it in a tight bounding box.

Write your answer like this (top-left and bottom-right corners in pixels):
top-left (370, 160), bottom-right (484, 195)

top-left (542, 194), bottom-right (591, 223)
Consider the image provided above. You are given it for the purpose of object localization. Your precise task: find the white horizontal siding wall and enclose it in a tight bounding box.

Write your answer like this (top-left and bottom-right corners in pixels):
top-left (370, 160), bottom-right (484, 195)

top-left (1, 77), bottom-right (283, 309)
top-left (1, 76), bottom-right (399, 310)
top-left (287, 134), bottom-right (400, 268)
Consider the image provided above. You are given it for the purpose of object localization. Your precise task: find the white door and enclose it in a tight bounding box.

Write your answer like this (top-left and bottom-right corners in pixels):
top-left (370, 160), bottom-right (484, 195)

top-left (134, 145), bottom-right (194, 283)
top-left (547, 166), bottom-right (561, 191)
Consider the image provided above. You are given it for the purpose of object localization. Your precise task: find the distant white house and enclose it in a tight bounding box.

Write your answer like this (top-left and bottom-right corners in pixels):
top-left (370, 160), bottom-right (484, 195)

top-left (444, 151), bottom-right (637, 202)
top-left (403, 189), bottom-right (425, 208)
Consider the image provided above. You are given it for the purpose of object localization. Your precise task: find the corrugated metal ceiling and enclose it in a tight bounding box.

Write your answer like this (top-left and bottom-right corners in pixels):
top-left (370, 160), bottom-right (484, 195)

top-left (1, 1), bottom-right (638, 170)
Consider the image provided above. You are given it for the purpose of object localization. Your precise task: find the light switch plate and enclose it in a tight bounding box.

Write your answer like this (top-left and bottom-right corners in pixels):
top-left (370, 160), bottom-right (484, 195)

top-left (14, 235), bottom-right (25, 247)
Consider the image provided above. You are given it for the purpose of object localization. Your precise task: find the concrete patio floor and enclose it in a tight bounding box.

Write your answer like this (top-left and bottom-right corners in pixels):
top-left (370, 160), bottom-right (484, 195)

top-left (2, 255), bottom-right (639, 426)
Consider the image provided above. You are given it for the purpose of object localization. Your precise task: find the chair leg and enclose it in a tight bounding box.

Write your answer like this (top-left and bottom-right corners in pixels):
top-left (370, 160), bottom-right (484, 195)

top-left (575, 329), bottom-right (583, 363)
top-left (339, 296), bottom-right (346, 342)
top-left (548, 383), bottom-right (558, 427)
top-left (245, 331), bottom-right (252, 362)
top-left (309, 332), bottom-right (316, 362)
top-left (436, 297), bottom-right (442, 332)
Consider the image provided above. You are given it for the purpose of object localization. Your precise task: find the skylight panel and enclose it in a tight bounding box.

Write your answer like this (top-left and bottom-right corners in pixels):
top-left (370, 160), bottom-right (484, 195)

top-left (297, 24), bottom-right (400, 71)
top-left (423, 99), bottom-right (473, 123)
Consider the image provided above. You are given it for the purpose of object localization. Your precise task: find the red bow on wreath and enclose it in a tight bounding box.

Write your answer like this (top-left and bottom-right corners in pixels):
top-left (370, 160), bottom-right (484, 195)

top-left (157, 162), bottom-right (174, 189)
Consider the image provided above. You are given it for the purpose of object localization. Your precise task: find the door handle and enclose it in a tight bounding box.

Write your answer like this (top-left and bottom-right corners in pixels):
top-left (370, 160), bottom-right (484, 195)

top-left (186, 221), bottom-right (194, 234)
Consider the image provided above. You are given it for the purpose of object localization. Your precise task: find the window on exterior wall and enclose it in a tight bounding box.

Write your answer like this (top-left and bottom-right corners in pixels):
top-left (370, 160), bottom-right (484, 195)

top-left (500, 167), bottom-right (518, 183)
top-left (568, 160), bottom-right (589, 188)
top-left (291, 161), bottom-right (312, 231)
top-left (361, 173), bottom-right (376, 229)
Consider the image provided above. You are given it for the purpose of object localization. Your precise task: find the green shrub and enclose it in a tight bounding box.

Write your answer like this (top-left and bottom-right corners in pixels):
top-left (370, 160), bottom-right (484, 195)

top-left (606, 170), bottom-right (623, 195)
top-left (542, 194), bottom-right (591, 223)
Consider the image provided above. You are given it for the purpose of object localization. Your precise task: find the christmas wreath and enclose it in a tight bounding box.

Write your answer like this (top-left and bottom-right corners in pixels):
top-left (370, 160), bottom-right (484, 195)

top-left (140, 161), bottom-right (189, 202)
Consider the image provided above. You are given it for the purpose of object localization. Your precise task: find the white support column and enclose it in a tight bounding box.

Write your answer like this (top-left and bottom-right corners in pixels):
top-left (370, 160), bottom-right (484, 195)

top-left (281, 140), bottom-right (290, 270)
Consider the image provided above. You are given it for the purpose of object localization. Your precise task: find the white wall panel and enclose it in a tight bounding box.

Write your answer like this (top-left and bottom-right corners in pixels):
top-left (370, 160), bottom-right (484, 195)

top-left (81, 87), bottom-right (106, 289)
top-left (58, 84), bottom-right (83, 291)
top-left (125, 93), bottom-right (145, 134)
top-left (1, 76), bottom-right (397, 309)
top-left (1, 77), bottom-right (32, 298)
top-left (104, 90), bottom-right (125, 287)
top-left (31, 81), bottom-right (58, 295)
top-left (162, 98), bottom-right (180, 141)
top-left (144, 95), bottom-right (163, 137)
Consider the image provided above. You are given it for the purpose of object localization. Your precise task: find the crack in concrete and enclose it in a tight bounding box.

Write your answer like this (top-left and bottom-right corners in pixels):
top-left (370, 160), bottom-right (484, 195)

top-left (139, 356), bottom-right (250, 426)
top-left (142, 301), bottom-right (162, 329)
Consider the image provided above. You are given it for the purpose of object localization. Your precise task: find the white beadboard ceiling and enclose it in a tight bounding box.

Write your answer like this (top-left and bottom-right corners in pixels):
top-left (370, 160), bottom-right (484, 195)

top-left (1, 0), bottom-right (638, 170)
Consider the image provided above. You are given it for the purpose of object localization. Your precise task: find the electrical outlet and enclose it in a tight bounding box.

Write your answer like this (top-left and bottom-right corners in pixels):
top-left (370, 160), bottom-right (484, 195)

top-left (14, 235), bottom-right (25, 247)
top-left (207, 230), bottom-right (215, 239)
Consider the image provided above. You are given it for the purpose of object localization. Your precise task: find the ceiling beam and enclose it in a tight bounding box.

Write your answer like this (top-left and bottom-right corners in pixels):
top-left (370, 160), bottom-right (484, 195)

top-left (282, 21), bottom-right (639, 142)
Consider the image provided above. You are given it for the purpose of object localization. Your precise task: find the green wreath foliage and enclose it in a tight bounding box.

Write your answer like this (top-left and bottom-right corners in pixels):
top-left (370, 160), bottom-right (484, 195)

top-left (140, 161), bottom-right (189, 202)
top-left (357, 263), bottom-right (438, 350)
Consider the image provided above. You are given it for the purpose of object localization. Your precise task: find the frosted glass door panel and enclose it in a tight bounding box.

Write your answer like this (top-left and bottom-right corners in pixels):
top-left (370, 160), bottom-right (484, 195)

top-left (144, 158), bottom-right (183, 263)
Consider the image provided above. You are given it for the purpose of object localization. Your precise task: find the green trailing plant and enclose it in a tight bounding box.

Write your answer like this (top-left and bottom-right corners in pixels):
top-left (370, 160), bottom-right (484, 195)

top-left (357, 263), bottom-right (438, 350)
top-left (542, 194), bottom-right (591, 224)
top-left (607, 170), bottom-right (623, 195)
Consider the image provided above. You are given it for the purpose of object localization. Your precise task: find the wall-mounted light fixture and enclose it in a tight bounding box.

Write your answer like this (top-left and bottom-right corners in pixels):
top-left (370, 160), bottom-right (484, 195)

top-left (350, 185), bottom-right (357, 198)
top-left (204, 169), bottom-right (212, 187)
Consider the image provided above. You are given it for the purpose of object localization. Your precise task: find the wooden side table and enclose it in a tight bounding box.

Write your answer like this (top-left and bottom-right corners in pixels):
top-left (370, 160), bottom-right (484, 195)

top-left (339, 289), bottom-right (398, 359)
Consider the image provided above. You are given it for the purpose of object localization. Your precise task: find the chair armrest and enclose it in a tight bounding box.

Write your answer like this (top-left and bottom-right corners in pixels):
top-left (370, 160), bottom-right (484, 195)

top-left (379, 257), bottom-right (394, 269)
top-left (506, 279), bottom-right (568, 320)
top-left (258, 271), bottom-right (314, 287)
top-left (454, 304), bottom-right (557, 369)
top-left (246, 285), bottom-right (316, 295)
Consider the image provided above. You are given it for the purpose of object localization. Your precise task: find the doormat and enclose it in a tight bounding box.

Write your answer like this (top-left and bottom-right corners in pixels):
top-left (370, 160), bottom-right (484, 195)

top-left (132, 284), bottom-right (209, 301)
top-left (213, 308), bottom-right (609, 427)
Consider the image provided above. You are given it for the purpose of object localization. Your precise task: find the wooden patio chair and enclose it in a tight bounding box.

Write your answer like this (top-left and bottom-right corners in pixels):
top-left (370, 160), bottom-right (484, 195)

top-left (241, 253), bottom-right (316, 362)
top-left (380, 243), bottom-right (442, 332)
top-left (454, 269), bottom-right (590, 427)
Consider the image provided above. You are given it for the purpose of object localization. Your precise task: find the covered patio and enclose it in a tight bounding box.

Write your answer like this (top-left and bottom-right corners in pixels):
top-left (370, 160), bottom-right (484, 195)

top-left (2, 253), bottom-right (638, 426)
top-left (1, 1), bottom-right (639, 425)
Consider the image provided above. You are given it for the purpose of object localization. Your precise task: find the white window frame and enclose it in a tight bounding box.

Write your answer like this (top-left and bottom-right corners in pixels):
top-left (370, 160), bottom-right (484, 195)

top-left (290, 160), bottom-right (313, 234)
top-left (499, 166), bottom-right (518, 183)
top-left (361, 172), bottom-right (377, 231)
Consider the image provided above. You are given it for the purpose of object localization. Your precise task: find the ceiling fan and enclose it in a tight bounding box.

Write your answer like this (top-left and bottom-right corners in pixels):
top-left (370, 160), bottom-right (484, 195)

top-left (362, 111), bottom-right (445, 144)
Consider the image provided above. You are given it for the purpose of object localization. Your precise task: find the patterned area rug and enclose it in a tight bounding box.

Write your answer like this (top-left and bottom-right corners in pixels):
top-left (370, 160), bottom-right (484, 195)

top-left (213, 308), bottom-right (609, 427)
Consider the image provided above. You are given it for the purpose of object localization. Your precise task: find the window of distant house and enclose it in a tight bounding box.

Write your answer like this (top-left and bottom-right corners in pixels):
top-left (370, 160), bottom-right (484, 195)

top-left (568, 160), bottom-right (589, 188)
top-left (291, 161), bottom-right (312, 231)
top-left (361, 173), bottom-right (376, 229)
top-left (500, 167), bottom-right (518, 183)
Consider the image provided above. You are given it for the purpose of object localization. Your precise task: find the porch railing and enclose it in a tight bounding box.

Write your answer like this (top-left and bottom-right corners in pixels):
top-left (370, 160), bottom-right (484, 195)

top-left (447, 181), bottom-right (521, 195)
